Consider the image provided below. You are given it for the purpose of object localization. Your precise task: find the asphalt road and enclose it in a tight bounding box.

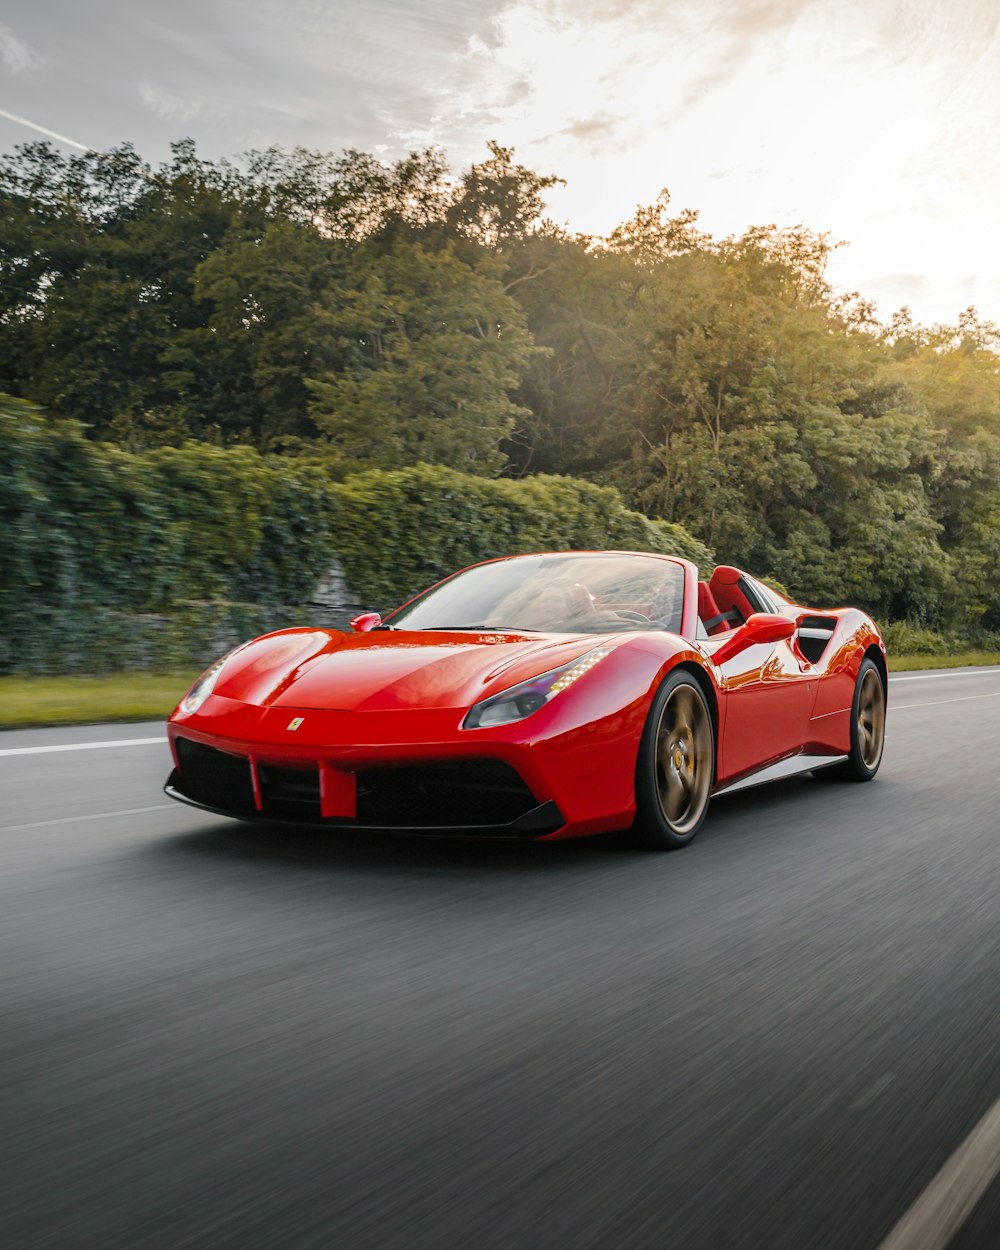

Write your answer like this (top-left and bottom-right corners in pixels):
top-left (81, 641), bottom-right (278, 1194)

top-left (2, 667), bottom-right (1000, 1250)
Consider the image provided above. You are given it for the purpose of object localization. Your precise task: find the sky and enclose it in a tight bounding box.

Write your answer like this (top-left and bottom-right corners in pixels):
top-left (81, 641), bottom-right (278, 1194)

top-left (2, 0), bottom-right (999, 326)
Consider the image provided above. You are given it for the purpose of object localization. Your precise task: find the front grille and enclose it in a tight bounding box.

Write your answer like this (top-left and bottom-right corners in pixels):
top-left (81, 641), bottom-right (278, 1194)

top-left (172, 739), bottom-right (542, 831)
top-left (356, 759), bottom-right (537, 828)
top-left (257, 763), bottom-right (321, 820)
top-left (174, 738), bottom-right (256, 814)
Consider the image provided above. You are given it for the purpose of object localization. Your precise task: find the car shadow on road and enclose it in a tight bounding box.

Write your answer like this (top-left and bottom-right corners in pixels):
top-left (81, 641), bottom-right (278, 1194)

top-left (156, 818), bottom-right (624, 879)
top-left (149, 773), bottom-right (835, 880)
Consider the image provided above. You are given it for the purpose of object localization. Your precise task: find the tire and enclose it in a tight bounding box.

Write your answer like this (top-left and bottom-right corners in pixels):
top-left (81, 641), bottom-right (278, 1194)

top-left (628, 670), bottom-right (715, 850)
top-left (813, 657), bottom-right (886, 783)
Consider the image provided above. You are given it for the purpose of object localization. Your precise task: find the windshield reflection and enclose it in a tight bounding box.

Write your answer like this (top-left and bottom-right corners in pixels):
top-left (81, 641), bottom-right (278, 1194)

top-left (386, 554), bottom-right (686, 636)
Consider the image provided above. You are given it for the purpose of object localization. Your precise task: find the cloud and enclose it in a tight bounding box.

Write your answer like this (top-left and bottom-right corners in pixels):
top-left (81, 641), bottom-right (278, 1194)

top-left (670, 0), bottom-right (804, 115)
top-left (558, 112), bottom-right (622, 143)
top-left (137, 81), bottom-right (203, 126)
top-left (534, 110), bottom-right (625, 155)
top-left (861, 272), bottom-right (931, 305)
top-left (413, 0), bottom-right (813, 167)
top-left (0, 22), bottom-right (41, 73)
top-left (2, 0), bottom-right (999, 325)
top-left (871, 0), bottom-right (1000, 71)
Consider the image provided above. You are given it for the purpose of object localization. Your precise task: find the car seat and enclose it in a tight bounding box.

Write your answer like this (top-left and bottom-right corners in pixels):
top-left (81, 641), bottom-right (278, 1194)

top-left (707, 566), bottom-right (756, 628)
top-left (697, 582), bottom-right (733, 636)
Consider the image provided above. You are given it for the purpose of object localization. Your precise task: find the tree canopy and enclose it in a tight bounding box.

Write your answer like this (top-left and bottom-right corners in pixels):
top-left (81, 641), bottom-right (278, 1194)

top-left (2, 137), bottom-right (999, 633)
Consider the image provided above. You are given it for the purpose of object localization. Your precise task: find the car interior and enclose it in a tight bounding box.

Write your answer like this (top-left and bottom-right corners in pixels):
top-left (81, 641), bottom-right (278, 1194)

top-left (700, 566), bottom-right (841, 664)
top-left (698, 565), bottom-right (777, 637)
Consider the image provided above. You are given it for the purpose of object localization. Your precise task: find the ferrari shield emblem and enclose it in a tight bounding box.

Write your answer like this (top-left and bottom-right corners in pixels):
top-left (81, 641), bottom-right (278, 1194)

top-left (286, 717), bottom-right (305, 731)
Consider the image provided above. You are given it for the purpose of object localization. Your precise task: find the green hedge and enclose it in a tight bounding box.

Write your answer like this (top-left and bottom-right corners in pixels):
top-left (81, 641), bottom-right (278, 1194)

top-left (0, 398), bottom-right (711, 673)
top-left (332, 463), bottom-right (710, 610)
top-left (879, 620), bottom-right (1000, 658)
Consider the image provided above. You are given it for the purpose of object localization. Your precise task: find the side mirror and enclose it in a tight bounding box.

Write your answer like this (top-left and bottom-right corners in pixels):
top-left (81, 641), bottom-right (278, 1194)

top-left (350, 611), bottom-right (382, 633)
top-left (709, 612), bottom-right (795, 666)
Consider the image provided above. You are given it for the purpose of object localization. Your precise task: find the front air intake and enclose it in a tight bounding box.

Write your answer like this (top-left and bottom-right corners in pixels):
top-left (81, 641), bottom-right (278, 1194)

top-left (174, 738), bottom-right (256, 814)
top-left (355, 759), bottom-right (538, 828)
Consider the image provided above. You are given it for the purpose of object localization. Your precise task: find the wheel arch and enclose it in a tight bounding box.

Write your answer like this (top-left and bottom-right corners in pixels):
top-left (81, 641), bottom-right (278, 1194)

top-left (670, 660), bottom-right (720, 755)
top-left (863, 644), bottom-right (888, 701)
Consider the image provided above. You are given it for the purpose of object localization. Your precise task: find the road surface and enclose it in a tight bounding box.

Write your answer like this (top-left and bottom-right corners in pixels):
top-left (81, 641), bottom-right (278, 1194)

top-left (2, 667), bottom-right (1000, 1249)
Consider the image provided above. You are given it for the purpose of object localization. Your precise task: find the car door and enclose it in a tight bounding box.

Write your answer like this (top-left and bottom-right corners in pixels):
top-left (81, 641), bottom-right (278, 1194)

top-left (705, 628), bottom-right (817, 785)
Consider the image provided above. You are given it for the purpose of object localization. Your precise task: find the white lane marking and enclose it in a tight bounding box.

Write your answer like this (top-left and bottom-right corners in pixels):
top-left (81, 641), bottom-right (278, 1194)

top-left (891, 668), bottom-right (1000, 682)
top-left (0, 804), bottom-right (176, 833)
top-left (892, 693), bottom-right (1000, 712)
top-left (876, 1097), bottom-right (1000, 1250)
top-left (0, 736), bottom-right (167, 758)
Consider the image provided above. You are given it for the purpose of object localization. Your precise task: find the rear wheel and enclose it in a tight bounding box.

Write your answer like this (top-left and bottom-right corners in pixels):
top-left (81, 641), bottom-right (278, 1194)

top-left (814, 657), bottom-right (886, 783)
top-left (630, 671), bottom-right (715, 849)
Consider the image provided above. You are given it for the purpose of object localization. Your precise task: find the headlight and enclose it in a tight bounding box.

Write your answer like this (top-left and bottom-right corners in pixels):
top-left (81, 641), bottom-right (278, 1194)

top-left (180, 653), bottom-right (232, 714)
top-left (464, 647), bottom-right (614, 729)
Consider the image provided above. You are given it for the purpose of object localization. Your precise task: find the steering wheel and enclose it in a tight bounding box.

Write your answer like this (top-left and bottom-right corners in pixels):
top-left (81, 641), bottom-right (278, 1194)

top-left (615, 609), bottom-right (652, 623)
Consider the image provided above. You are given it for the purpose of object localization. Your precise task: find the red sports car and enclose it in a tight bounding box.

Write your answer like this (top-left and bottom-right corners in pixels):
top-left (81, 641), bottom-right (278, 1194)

top-left (165, 552), bottom-right (887, 849)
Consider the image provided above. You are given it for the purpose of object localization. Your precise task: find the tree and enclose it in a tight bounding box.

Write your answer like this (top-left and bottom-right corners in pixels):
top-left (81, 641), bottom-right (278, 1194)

top-left (499, 229), bottom-right (640, 476)
top-left (0, 140), bottom-right (265, 444)
top-left (306, 241), bottom-right (535, 473)
top-left (165, 220), bottom-right (349, 448)
top-left (447, 141), bottom-right (563, 249)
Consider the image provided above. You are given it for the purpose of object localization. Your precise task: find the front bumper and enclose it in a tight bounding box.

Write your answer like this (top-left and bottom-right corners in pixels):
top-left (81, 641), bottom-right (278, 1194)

top-left (165, 680), bottom-right (650, 840)
top-left (165, 736), bottom-right (564, 836)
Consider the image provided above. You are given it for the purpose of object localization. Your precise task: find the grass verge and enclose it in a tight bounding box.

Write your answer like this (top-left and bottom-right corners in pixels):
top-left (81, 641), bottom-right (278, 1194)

top-left (0, 673), bottom-right (198, 730)
top-left (2, 653), bottom-right (1000, 730)
top-left (888, 652), bottom-right (1000, 672)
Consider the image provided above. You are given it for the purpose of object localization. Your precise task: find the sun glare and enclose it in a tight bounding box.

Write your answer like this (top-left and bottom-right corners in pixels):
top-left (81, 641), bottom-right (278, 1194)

top-left (401, 0), bottom-right (1000, 324)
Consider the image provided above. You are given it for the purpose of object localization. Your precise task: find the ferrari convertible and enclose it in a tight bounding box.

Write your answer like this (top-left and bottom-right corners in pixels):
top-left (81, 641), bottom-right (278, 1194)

top-left (165, 551), bottom-right (887, 849)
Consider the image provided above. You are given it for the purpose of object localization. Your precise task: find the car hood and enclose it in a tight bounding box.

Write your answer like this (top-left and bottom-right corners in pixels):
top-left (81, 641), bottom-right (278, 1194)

top-left (211, 628), bottom-right (618, 713)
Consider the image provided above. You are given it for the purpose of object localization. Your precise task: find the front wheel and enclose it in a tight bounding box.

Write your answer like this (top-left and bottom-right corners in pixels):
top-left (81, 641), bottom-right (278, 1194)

top-left (814, 657), bottom-right (886, 783)
top-left (629, 671), bottom-right (715, 850)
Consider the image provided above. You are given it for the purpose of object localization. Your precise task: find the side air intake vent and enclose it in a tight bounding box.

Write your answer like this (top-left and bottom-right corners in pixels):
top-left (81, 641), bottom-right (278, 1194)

top-left (796, 616), bottom-right (837, 665)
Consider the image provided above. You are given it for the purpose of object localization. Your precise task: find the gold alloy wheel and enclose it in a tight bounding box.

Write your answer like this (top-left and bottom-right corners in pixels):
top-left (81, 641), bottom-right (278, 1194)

top-left (655, 684), bottom-right (712, 835)
top-left (857, 667), bottom-right (886, 769)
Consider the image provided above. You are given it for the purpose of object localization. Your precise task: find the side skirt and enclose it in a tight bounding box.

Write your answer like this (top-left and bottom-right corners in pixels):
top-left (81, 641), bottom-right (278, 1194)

top-left (712, 753), bottom-right (848, 798)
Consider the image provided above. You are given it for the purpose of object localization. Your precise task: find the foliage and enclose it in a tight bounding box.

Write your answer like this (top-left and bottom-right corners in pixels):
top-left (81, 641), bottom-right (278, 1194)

top-left (3, 136), bottom-right (1000, 640)
top-left (307, 243), bottom-right (535, 473)
top-left (510, 205), bottom-right (1000, 630)
top-left (0, 139), bottom-right (556, 457)
top-left (880, 621), bottom-right (953, 656)
top-left (0, 398), bottom-right (709, 673)
top-left (446, 141), bottom-right (564, 248)
top-left (330, 462), bottom-right (710, 610)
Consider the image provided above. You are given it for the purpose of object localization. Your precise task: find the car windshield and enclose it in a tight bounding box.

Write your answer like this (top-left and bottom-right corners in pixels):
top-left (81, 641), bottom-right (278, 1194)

top-left (385, 554), bottom-right (686, 635)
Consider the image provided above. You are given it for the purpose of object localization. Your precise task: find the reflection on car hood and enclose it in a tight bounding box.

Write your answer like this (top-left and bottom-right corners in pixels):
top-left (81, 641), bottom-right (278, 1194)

top-left (212, 628), bottom-right (620, 712)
